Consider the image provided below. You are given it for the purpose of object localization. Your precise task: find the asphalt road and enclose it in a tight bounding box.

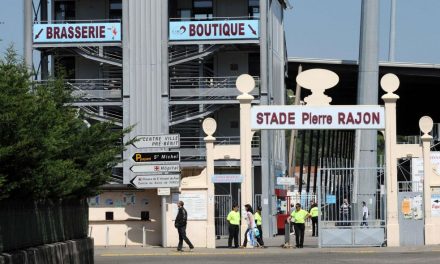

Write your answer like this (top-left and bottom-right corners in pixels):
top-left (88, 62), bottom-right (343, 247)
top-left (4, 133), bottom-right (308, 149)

top-left (95, 250), bottom-right (440, 264)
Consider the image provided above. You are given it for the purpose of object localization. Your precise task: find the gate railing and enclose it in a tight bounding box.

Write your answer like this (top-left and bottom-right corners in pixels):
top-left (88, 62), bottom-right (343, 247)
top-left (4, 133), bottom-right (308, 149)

top-left (214, 195), bottom-right (232, 238)
top-left (318, 167), bottom-right (386, 247)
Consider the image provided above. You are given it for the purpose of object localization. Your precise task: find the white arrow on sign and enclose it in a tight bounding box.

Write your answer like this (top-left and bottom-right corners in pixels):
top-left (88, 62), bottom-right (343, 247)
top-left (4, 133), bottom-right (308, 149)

top-left (131, 174), bottom-right (180, 189)
top-left (133, 134), bottom-right (180, 149)
top-left (130, 164), bottom-right (180, 173)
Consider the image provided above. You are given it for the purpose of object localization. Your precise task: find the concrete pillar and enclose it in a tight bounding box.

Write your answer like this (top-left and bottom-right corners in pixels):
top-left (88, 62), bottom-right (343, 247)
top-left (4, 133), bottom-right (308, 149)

top-left (203, 118), bottom-right (217, 248)
top-left (24, 0), bottom-right (33, 70)
top-left (419, 116), bottom-right (436, 245)
top-left (381, 74), bottom-right (400, 247)
top-left (236, 75), bottom-right (255, 236)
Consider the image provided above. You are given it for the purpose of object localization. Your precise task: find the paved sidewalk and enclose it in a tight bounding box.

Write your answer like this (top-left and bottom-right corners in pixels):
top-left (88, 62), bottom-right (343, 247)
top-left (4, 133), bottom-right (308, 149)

top-left (95, 232), bottom-right (440, 257)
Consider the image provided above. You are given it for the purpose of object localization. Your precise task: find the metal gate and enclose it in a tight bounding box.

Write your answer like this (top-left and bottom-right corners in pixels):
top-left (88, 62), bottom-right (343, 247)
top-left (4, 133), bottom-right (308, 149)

top-left (318, 167), bottom-right (386, 247)
top-left (214, 195), bottom-right (232, 238)
top-left (398, 181), bottom-right (424, 246)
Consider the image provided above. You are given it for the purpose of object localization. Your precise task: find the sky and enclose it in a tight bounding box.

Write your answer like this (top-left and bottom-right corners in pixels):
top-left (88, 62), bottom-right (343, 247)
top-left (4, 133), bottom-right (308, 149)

top-left (285, 0), bottom-right (440, 64)
top-left (2, 0), bottom-right (440, 64)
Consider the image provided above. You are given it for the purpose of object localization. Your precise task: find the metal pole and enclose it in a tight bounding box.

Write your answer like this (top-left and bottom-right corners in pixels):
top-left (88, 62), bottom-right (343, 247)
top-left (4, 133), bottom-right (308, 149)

top-left (161, 196), bottom-right (167, 247)
top-left (389, 0), bottom-right (396, 62)
top-left (142, 226), bottom-right (146, 247)
top-left (105, 226), bottom-right (109, 247)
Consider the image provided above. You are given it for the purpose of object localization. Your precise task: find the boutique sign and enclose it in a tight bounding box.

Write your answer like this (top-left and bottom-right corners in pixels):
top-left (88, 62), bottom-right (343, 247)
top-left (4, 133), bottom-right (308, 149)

top-left (169, 20), bottom-right (259, 41)
top-left (251, 105), bottom-right (385, 130)
top-left (33, 22), bottom-right (121, 43)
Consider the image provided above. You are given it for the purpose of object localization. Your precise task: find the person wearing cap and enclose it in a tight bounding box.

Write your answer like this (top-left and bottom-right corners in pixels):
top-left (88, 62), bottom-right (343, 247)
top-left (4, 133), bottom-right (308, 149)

top-left (289, 203), bottom-right (310, 248)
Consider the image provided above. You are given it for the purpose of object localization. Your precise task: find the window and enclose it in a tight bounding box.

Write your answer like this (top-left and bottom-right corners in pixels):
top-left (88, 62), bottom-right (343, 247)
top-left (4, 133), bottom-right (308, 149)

top-left (109, 0), bottom-right (122, 20)
top-left (193, 0), bottom-right (213, 20)
top-left (248, 0), bottom-right (260, 18)
top-left (54, 1), bottom-right (75, 21)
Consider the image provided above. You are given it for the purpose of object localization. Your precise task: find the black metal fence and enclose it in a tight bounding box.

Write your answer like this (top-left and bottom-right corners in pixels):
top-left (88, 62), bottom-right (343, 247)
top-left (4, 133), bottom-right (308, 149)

top-left (0, 198), bottom-right (88, 253)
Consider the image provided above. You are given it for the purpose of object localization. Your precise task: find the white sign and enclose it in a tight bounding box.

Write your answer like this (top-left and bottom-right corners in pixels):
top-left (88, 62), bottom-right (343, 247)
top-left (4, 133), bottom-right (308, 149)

top-left (133, 134), bottom-right (180, 148)
top-left (33, 23), bottom-right (121, 43)
top-left (169, 20), bottom-right (259, 41)
top-left (130, 164), bottom-right (180, 173)
top-left (277, 177), bottom-right (295, 185)
top-left (211, 174), bottom-right (243, 183)
top-left (158, 188), bottom-right (171, 196)
top-left (431, 194), bottom-right (440, 217)
top-left (411, 152), bottom-right (440, 191)
top-left (251, 105), bottom-right (385, 130)
top-left (131, 174), bottom-right (180, 189)
top-left (172, 193), bottom-right (207, 220)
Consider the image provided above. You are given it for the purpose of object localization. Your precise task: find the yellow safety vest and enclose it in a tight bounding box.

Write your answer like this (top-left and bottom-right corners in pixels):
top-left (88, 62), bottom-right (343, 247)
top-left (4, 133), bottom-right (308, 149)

top-left (227, 210), bottom-right (240, 225)
top-left (310, 207), bottom-right (319, 217)
top-left (254, 212), bottom-right (262, 225)
top-left (291, 209), bottom-right (308, 224)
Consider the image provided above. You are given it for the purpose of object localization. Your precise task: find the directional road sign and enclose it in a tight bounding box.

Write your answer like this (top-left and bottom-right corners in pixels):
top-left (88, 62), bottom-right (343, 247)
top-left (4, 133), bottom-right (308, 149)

top-left (132, 151), bottom-right (180, 163)
top-left (130, 164), bottom-right (180, 173)
top-left (131, 174), bottom-right (180, 189)
top-left (133, 134), bottom-right (180, 149)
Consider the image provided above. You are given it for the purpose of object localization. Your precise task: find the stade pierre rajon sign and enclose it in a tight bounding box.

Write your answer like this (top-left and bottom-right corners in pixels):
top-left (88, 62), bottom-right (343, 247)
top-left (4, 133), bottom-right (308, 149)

top-left (251, 105), bottom-right (385, 130)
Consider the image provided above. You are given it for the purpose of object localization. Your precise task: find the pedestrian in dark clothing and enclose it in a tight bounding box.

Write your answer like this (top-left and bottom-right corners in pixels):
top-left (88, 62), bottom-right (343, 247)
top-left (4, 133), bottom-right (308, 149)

top-left (309, 202), bottom-right (319, 236)
top-left (175, 200), bottom-right (194, 252)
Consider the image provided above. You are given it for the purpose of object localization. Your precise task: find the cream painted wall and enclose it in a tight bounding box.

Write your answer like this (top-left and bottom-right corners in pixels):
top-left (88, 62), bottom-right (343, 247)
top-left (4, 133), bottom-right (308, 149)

top-left (89, 189), bottom-right (162, 246)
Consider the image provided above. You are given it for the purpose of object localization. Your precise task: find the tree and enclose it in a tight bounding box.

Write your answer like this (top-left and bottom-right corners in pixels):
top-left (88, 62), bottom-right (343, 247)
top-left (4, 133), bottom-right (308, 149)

top-left (0, 47), bottom-right (130, 200)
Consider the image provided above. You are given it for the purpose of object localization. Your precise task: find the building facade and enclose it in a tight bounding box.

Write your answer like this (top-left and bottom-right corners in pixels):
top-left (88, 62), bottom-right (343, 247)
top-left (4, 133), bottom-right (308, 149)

top-left (28, 0), bottom-right (289, 246)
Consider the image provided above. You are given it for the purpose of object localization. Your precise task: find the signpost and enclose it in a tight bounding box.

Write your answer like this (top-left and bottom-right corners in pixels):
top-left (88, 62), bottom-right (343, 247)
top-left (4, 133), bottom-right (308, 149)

top-left (131, 175), bottom-right (180, 188)
top-left (133, 134), bottom-right (180, 149)
top-left (132, 151), bottom-right (180, 163)
top-left (130, 164), bottom-right (180, 173)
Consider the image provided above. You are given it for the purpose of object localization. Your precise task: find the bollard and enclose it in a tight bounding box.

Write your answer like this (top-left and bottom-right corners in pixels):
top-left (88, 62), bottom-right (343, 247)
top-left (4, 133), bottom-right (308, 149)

top-left (105, 226), bottom-right (109, 248)
top-left (283, 221), bottom-right (291, 248)
top-left (142, 226), bottom-right (146, 247)
top-left (125, 226), bottom-right (128, 247)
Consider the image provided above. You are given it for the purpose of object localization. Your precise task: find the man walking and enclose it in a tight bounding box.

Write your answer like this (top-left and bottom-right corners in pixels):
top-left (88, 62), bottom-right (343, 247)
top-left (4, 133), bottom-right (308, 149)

top-left (361, 201), bottom-right (369, 227)
top-left (289, 203), bottom-right (310, 248)
top-left (175, 201), bottom-right (194, 252)
top-left (226, 204), bottom-right (240, 248)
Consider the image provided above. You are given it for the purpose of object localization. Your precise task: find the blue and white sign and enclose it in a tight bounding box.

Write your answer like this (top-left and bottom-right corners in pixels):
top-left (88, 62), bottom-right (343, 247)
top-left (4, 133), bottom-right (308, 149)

top-left (169, 20), bottom-right (259, 41)
top-left (33, 22), bottom-right (121, 43)
top-left (211, 174), bottom-right (243, 183)
top-left (326, 195), bottom-right (336, 204)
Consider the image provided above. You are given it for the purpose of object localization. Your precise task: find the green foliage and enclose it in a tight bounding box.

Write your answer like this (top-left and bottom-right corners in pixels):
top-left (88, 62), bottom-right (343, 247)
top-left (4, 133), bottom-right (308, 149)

top-left (0, 47), bottom-right (130, 200)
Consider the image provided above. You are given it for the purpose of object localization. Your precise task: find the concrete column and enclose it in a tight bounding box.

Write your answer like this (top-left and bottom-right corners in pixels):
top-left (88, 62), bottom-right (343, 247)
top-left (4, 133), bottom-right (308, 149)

top-left (24, 0), bottom-right (33, 70)
top-left (380, 74), bottom-right (400, 247)
top-left (203, 118), bottom-right (217, 249)
top-left (419, 116), bottom-right (436, 245)
top-left (236, 75), bottom-right (255, 236)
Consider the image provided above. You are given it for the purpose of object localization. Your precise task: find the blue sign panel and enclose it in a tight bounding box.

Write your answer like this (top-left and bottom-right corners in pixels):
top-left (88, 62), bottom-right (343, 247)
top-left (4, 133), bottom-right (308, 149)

top-left (33, 23), bottom-right (121, 43)
top-left (326, 195), bottom-right (336, 204)
top-left (169, 20), bottom-right (259, 41)
top-left (211, 174), bottom-right (243, 183)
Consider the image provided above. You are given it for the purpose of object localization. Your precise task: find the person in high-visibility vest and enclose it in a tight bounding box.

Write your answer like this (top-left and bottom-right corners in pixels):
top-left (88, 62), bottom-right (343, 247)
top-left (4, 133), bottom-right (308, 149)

top-left (254, 206), bottom-right (265, 247)
top-left (309, 202), bottom-right (319, 237)
top-left (289, 203), bottom-right (310, 248)
top-left (226, 204), bottom-right (240, 248)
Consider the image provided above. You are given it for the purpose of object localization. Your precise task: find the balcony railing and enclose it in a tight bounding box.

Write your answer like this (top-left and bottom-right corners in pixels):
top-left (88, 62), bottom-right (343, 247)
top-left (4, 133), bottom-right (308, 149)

top-left (34, 19), bottom-right (121, 24)
top-left (169, 76), bottom-right (260, 102)
top-left (179, 136), bottom-right (261, 158)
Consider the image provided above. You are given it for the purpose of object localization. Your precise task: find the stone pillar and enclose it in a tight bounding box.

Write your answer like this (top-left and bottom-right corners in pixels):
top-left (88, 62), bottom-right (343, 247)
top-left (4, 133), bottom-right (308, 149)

top-left (419, 116), bottom-right (436, 245)
top-left (203, 118), bottom-right (217, 248)
top-left (236, 75), bottom-right (255, 236)
top-left (380, 74), bottom-right (400, 247)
